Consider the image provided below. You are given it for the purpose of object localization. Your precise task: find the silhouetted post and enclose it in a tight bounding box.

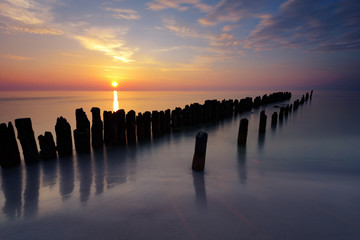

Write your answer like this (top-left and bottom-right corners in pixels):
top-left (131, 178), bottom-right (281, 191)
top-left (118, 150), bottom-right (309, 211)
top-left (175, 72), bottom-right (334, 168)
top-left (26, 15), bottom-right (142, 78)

top-left (253, 96), bottom-right (261, 108)
top-left (279, 107), bottom-right (284, 121)
top-left (300, 95), bottom-right (305, 104)
top-left (38, 132), bottom-right (57, 160)
top-left (91, 107), bottom-right (103, 150)
top-left (305, 92), bottom-right (309, 102)
top-left (55, 117), bottom-right (72, 157)
top-left (165, 109), bottom-right (171, 132)
top-left (293, 100), bottom-right (299, 110)
top-left (237, 118), bottom-right (249, 146)
top-left (271, 112), bottom-right (278, 128)
top-left (136, 113), bottom-right (145, 142)
top-left (126, 110), bottom-right (136, 145)
top-left (259, 110), bottom-right (267, 133)
top-left (192, 131), bottom-right (208, 172)
top-left (160, 111), bottom-right (166, 134)
top-left (0, 122), bottom-right (21, 167)
top-left (15, 118), bottom-right (40, 163)
top-left (310, 90), bottom-right (313, 100)
top-left (152, 110), bottom-right (160, 138)
top-left (143, 111), bottom-right (151, 140)
top-left (73, 108), bottom-right (90, 153)
top-left (233, 99), bottom-right (239, 114)
top-left (103, 111), bottom-right (117, 146)
top-left (116, 109), bottom-right (126, 145)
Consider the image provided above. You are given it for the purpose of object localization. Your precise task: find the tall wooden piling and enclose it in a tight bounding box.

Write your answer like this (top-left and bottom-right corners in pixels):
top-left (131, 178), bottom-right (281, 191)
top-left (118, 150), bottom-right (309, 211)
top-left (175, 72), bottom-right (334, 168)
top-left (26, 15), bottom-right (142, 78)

top-left (0, 122), bottom-right (21, 167)
top-left (126, 110), bottom-right (136, 145)
top-left (55, 117), bottom-right (72, 157)
top-left (73, 108), bottom-right (90, 153)
top-left (237, 118), bottom-right (249, 146)
top-left (152, 110), bottom-right (160, 138)
top-left (143, 111), bottom-right (151, 140)
top-left (38, 131), bottom-right (57, 160)
top-left (271, 112), bottom-right (278, 128)
top-left (136, 113), bottom-right (145, 142)
top-left (259, 110), bottom-right (267, 133)
top-left (160, 111), bottom-right (166, 134)
top-left (116, 109), bottom-right (126, 145)
top-left (165, 109), bottom-right (171, 132)
top-left (15, 118), bottom-right (40, 163)
top-left (192, 131), bottom-right (208, 171)
top-left (103, 111), bottom-right (117, 146)
top-left (91, 107), bottom-right (103, 149)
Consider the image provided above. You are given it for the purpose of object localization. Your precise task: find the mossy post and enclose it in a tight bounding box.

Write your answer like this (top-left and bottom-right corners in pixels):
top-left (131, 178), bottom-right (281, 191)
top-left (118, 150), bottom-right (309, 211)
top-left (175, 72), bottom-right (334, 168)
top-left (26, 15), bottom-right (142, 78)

top-left (55, 117), bottom-right (72, 157)
top-left (192, 131), bottom-right (208, 171)
top-left (237, 118), bottom-right (249, 146)
top-left (0, 122), bottom-right (21, 167)
top-left (15, 118), bottom-right (40, 163)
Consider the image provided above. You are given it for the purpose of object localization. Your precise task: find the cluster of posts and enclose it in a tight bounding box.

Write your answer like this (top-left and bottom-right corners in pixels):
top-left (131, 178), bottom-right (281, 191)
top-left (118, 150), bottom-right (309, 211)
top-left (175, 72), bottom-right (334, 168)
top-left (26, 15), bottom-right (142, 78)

top-left (237, 90), bottom-right (313, 147)
top-left (0, 91), bottom-right (295, 169)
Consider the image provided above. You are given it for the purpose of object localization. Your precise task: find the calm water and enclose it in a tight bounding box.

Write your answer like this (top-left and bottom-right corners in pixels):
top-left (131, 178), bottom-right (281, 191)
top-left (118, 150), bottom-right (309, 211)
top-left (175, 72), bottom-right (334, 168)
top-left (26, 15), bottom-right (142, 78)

top-left (0, 90), bottom-right (360, 240)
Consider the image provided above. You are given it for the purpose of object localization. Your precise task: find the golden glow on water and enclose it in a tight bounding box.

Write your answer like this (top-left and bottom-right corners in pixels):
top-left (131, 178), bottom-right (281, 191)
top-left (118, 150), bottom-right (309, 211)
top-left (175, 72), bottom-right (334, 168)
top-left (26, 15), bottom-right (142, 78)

top-left (113, 90), bottom-right (119, 112)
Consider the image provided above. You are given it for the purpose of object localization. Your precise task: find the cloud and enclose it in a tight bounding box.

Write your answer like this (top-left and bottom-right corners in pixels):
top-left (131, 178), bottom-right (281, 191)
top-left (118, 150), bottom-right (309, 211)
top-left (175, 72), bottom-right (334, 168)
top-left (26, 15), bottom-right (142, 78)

top-left (0, 0), bottom-right (53, 25)
top-left (245, 0), bottom-right (360, 52)
top-left (74, 27), bottom-right (137, 63)
top-left (147, 0), bottom-right (212, 12)
top-left (3, 54), bottom-right (36, 60)
top-left (0, 24), bottom-right (63, 35)
top-left (104, 8), bottom-right (140, 20)
top-left (198, 0), bottom-right (267, 26)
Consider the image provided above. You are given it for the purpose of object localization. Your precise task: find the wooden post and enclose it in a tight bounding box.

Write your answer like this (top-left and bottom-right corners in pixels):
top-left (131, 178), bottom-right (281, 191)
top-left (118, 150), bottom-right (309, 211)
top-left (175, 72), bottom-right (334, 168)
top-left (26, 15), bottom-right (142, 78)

top-left (91, 107), bottom-right (103, 150)
top-left (116, 109), bottom-right (126, 145)
top-left (126, 110), bottom-right (136, 145)
top-left (38, 131), bottom-right (57, 160)
top-left (15, 118), bottom-right (40, 163)
top-left (271, 112), bottom-right (278, 128)
top-left (143, 111), bottom-right (151, 140)
top-left (192, 131), bottom-right (208, 171)
top-left (152, 110), bottom-right (160, 138)
top-left (55, 116), bottom-right (72, 157)
top-left (237, 118), bottom-right (249, 146)
top-left (310, 90), bottom-right (313, 100)
top-left (136, 113), bottom-right (145, 142)
top-left (279, 107), bottom-right (284, 121)
top-left (73, 108), bottom-right (90, 153)
top-left (165, 109), bottom-right (171, 132)
top-left (0, 122), bottom-right (21, 167)
top-left (103, 111), bottom-right (117, 146)
top-left (160, 110), bottom-right (166, 134)
top-left (259, 110), bottom-right (267, 133)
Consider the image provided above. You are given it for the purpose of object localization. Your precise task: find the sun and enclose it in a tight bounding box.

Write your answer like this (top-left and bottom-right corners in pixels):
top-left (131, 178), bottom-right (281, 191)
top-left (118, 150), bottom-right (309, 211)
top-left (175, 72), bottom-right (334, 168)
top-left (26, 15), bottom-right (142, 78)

top-left (111, 81), bottom-right (118, 87)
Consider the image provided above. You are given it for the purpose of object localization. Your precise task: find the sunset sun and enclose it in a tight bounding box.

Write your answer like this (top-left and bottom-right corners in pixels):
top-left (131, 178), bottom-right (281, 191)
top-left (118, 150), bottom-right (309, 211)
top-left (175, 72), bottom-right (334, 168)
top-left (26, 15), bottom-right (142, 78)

top-left (112, 81), bottom-right (118, 87)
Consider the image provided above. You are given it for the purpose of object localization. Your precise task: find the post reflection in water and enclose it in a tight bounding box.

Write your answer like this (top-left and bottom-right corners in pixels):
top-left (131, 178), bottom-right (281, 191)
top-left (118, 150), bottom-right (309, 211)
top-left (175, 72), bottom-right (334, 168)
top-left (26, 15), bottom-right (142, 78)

top-left (59, 156), bottom-right (75, 201)
top-left (94, 150), bottom-right (105, 195)
top-left (192, 171), bottom-right (207, 209)
top-left (24, 164), bottom-right (40, 219)
top-left (113, 90), bottom-right (119, 112)
top-left (1, 168), bottom-right (22, 220)
top-left (237, 146), bottom-right (247, 184)
top-left (77, 154), bottom-right (93, 205)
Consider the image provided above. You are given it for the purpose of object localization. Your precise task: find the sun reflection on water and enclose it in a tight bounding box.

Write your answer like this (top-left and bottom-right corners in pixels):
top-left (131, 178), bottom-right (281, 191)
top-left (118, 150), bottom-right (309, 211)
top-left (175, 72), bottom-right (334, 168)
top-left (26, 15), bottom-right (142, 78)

top-left (113, 90), bottom-right (119, 112)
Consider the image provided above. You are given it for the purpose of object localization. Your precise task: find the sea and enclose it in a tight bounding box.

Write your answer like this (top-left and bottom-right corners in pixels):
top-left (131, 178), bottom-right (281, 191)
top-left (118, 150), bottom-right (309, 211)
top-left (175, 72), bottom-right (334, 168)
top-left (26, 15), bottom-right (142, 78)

top-left (0, 90), bottom-right (360, 240)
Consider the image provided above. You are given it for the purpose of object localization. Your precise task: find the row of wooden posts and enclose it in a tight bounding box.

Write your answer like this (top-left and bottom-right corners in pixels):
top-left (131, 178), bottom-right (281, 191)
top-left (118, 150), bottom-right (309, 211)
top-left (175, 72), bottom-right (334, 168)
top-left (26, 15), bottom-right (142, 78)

top-left (0, 91), bottom-right (295, 169)
top-left (192, 90), bottom-right (313, 171)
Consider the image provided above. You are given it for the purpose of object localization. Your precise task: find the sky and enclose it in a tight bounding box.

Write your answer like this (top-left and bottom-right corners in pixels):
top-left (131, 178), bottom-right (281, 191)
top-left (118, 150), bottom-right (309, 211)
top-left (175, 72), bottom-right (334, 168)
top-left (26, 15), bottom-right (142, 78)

top-left (0, 0), bottom-right (359, 91)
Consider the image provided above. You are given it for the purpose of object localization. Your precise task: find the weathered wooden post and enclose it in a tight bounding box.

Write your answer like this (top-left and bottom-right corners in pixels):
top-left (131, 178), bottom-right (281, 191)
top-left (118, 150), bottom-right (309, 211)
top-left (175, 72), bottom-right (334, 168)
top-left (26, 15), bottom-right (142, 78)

top-left (126, 110), bottom-right (136, 145)
top-left (15, 118), bottom-right (40, 163)
top-left (237, 118), bottom-right (249, 146)
top-left (116, 109), bottom-right (126, 145)
top-left (73, 108), bottom-right (90, 153)
top-left (38, 131), bottom-right (57, 160)
top-left (271, 112), bottom-right (278, 128)
top-left (103, 111), bottom-right (117, 146)
top-left (91, 107), bottom-right (103, 150)
top-left (192, 131), bottom-right (208, 171)
top-left (160, 110), bottom-right (166, 134)
top-left (0, 122), bottom-right (21, 167)
top-left (55, 116), bottom-right (72, 157)
top-left (136, 113), bottom-right (145, 142)
top-left (259, 110), bottom-right (267, 133)
top-left (143, 111), bottom-right (151, 140)
top-left (165, 109), bottom-right (171, 132)
top-left (152, 110), bottom-right (160, 138)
